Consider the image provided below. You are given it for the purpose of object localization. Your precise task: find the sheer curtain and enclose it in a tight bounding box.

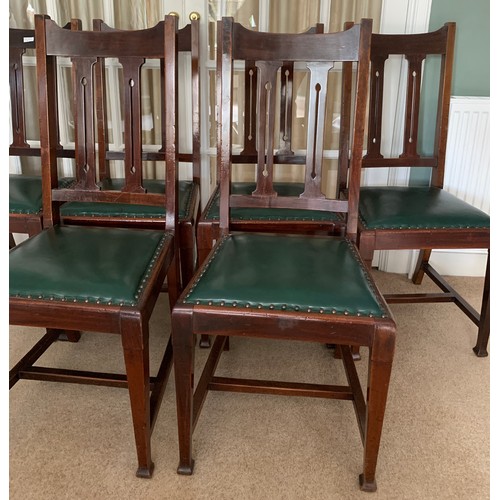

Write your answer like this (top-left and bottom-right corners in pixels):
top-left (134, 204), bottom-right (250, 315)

top-left (269, 0), bottom-right (320, 33)
top-left (329, 0), bottom-right (381, 33)
top-left (9, 1), bottom-right (164, 35)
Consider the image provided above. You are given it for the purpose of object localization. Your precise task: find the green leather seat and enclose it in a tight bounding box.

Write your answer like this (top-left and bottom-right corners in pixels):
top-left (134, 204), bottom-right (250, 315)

top-left (10, 225), bottom-right (170, 306)
top-left (9, 175), bottom-right (43, 215)
top-left (359, 186), bottom-right (490, 230)
top-left (204, 182), bottom-right (341, 222)
top-left (9, 175), bottom-right (74, 215)
top-left (61, 179), bottom-right (195, 221)
top-left (184, 232), bottom-right (386, 317)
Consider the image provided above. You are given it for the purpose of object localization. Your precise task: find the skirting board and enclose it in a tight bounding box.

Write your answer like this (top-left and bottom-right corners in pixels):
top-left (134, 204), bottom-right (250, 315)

top-left (374, 248), bottom-right (488, 278)
top-left (428, 249), bottom-right (488, 277)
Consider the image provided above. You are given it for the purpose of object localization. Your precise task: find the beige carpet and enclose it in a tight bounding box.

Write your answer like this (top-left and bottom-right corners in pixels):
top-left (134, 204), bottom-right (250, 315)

top-left (9, 271), bottom-right (489, 499)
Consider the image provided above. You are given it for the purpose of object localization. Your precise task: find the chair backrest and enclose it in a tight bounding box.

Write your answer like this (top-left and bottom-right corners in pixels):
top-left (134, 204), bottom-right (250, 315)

top-left (10, 29), bottom-right (35, 154)
top-left (34, 14), bottom-right (179, 230)
top-left (217, 17), bottom-right (372, 238)
top-left (337, 23), bottom-right (456, 192)
top-left (237, 23), bottom-right (324, 161)
top-left (9, 25), bottom-right (75, 163)
top-left (92, 14), bottom-right (200, 184)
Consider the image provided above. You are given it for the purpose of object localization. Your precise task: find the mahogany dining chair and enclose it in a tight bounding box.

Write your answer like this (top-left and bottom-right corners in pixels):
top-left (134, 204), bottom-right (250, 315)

top-left (10, 14), bottom-right (182, 477)
top-left (172, 17), bottom-right (396, 491)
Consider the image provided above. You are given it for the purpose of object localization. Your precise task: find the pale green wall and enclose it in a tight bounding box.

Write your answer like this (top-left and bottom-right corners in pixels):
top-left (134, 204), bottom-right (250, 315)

top-left (432, 0), bottom-right (489, 96)
top-left (410, 0), bottom-right (490, 185)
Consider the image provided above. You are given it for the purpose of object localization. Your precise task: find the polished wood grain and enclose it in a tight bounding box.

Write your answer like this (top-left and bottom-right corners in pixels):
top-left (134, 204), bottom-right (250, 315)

top-left (173, 17), bottom-right (396, 491)
top-left (9, 14), bottom-right (182, 478)
top-left (338, 23), bottom-right (489, 357)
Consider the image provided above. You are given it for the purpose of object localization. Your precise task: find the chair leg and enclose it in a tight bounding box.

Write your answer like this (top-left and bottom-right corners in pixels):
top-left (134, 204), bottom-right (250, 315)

top-left (172, 310), bottom-right (195, 475)
top-left (357, 230), bottom-right (376, 268)
top-left (179, 223), bottom-right (196, 287)
top-left (356, 236), bottom-right (374, 361)
top-left (27, 218), bottom-right (44, 238)
top-left (473, 251), bottom-right (490, 357)
top-left (333, 345), bottom-right (361, 360)
top-left (196, 224), bottom-right (214, 272)
top-left (197, 226), bottom-right (214, 349)
top-left (54, 329), bottom-right (82, 342)
top-left (121, 312), bottom-right (154, 478)
top-left (180, 246), bottom-right (195, 288)
top-left (411, 249), bottom-right (432, 285)
top-left (167, 259), bottom-right (182, 311)
top-left (359, 325), bottom-right (395, 492)
top-left (199, 335), bottom-right (211, 348)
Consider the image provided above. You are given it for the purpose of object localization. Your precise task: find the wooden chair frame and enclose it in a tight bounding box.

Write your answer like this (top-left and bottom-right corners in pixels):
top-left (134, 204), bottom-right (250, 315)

top-left (10, 14), bottom-right (181, 477)
top-left (172, 17), bottom-right (397, 492)
top-left (338, 23), bottom-right (489, 357)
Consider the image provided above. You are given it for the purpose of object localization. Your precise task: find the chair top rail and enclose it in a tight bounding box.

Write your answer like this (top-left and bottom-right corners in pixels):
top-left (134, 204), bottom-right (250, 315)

top-left (231, 20), bottom-right (363, 62)
top-left (371, 23), bottom-right (454, 58)
top-left (41, 16), bottom-right (167, 58)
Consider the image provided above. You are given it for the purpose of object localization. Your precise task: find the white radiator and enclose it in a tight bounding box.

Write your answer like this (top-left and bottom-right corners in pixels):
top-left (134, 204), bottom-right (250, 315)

top-left (443, 96), bottom-right (490, 213)
top-left (429, 96), bottom-right (490, 276)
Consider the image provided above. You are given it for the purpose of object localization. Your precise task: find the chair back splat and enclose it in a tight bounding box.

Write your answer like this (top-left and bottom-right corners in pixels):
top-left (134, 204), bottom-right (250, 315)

top-left (339, 23), bottom-right (490, 357)
top-left (172, 17), bottom-right (398, 492)
top-left (10, 29), bottom-right (34, 152)
top-left (10, 14), bottom-right (182, 478)
top-left (217, 18), bottom-right (370, 238)
top-left (236, 23), bottom-right (325, 160)
top-left (218, 19), bottom-right (368, 235)
top-left (36, 16), bottom-right (177, 229)
top-left (365, 25), bottom-right (454, 184)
